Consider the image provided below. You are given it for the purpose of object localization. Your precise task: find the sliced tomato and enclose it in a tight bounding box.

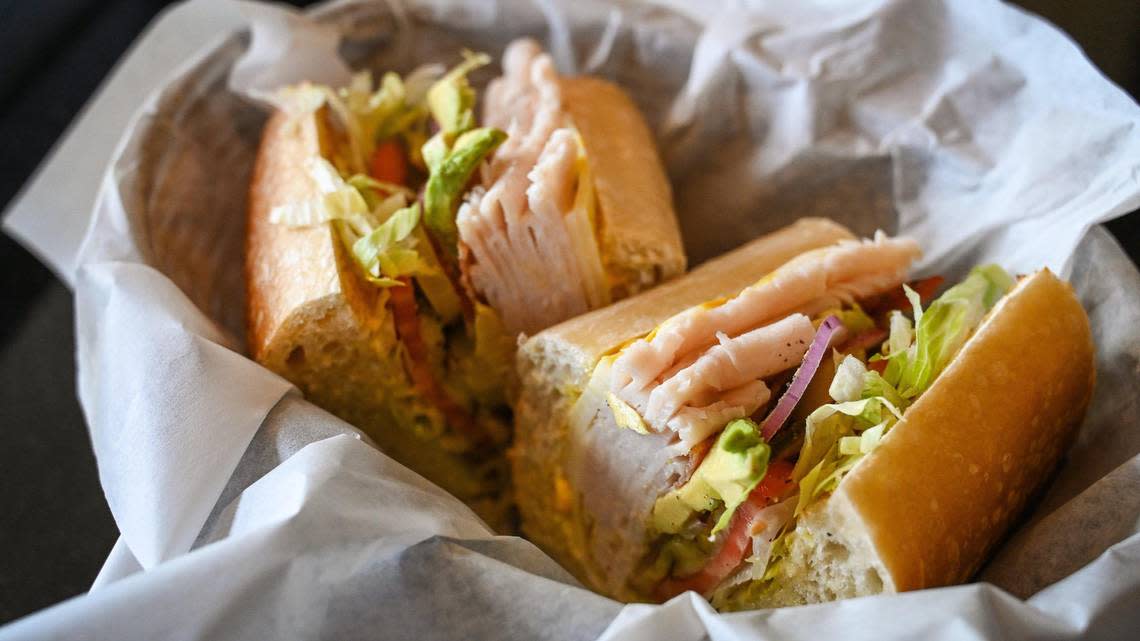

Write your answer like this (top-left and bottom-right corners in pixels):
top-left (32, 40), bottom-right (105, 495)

top-left (388, 277), bottom-right (486, 446)
top-left (370, 139), bottom-right (408, 185)
top-left (751, 460), bottom-right (796, 504)
top-left (656, 461), bottom-right (796, 599)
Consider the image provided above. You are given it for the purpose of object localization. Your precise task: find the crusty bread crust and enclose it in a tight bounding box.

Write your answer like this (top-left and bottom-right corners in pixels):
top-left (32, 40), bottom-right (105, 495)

top-left (246, 109), bottom-right (378, 363)
top-left (748, 269), bottom-right (1094, 607)
top-left (835, 269), bottom-right (1094, 591)
top-left (511, 218), bottom-right (857, 598)
top-left (559, 76), bottom-right (686, 297)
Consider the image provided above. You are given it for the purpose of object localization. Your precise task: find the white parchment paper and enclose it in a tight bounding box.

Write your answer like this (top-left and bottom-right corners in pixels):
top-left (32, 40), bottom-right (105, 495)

top-left (3, 0), bottom-right (1140, 639)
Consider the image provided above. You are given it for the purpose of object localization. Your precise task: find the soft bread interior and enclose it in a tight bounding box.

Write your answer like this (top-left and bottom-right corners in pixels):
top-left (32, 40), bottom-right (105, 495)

top-left (738, 269), bottom-right (1094, 608)
top-left (511, 219), bottom-right (857, 599)
top-left (246, 111), bottom-right (511, 528)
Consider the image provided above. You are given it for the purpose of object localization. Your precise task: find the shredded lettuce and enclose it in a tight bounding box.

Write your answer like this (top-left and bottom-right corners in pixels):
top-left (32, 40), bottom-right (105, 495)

top-left (792, 396), bottom-right (903, 516)
top-left (347, 174), bottom-right (415, 207)
top-left (270, 157), bottom-right (377, 236)
top-left (828, 354), bottom-right (867, 403)
top-left (881, 265), bottom-right (1015, 397)
top-left (789, 266), bottom-right (1015, 516)
top-left (653, 419), bottom-right (772, 536)
top-left (885, 310), bottom-right (913, 358)
top-left (426, 51), bottom-right (490, 139)
top-left (422, 127), bottom-right (507, 252)
top-left (351, 203), bottom-right (438, 286)
top-left (272, 64), bottom-right (442, 176)
top-left (861, 369), bottom-right (907, 408)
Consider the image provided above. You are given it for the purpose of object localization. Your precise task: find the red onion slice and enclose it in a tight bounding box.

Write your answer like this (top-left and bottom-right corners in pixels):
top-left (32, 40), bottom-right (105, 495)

top-left (759, 315), bottom-right (843, 441)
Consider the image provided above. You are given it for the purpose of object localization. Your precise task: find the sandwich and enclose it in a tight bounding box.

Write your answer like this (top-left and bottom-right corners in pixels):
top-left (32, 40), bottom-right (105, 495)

top-left (512, 219), bottom-right (1094, 606)
top-left (245, 40), bottom-right (684, 529)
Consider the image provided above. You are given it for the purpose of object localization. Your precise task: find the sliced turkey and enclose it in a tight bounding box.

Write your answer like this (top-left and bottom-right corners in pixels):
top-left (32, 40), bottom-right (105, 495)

top-left (457, 40), bottom-right (609, 335)
top-left (609, 234), bottom-right (920, 447)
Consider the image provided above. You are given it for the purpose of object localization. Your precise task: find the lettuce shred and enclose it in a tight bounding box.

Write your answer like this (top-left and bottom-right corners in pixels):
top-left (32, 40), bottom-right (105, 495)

top-left (792, 389), bottom-right (904, 516)
top-left (879, 265), bottom-right (1015, 398)
top-left (351, 203), bottom-right (440, 286)
top-left (270, 52), bottom-right (509, 280)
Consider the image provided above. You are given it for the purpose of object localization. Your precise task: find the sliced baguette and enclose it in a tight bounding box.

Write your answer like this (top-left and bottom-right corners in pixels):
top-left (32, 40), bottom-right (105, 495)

top-left (246, 111), bottom-right (512, 524)
top-left (247, 74), bottom-right (691, 530)
top-left (511, 218), bottom-right (856, 598)
top-left (514, 247), bottom-right (1094, 605)
top-left (559, 76), bottom-right (686, 297)
top-left (750, 268), bottom-right (1094, 606)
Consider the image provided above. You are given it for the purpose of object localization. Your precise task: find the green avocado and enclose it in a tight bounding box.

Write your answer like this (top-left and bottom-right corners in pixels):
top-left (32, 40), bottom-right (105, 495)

top-left (652, 418), bottom-right (771, 535)
top-left (421, 127), bottom-right (507, 253)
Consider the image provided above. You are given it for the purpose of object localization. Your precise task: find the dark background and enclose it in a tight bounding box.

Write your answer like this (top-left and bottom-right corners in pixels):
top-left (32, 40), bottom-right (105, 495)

top-left (0, 0), bottom-right (1136, 626)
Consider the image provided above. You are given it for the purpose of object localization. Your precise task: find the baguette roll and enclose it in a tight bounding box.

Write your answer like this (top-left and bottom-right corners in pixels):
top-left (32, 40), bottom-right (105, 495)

top-left (246, 42), bottom-right (684, 530)
top-left (737, 269), bottom-right (1093, 607)
top-left (512, 224), bottom-right (1093, 607)
top-left (512, 218), bottom-right (858, 595)
top-left (458, 39), bottom-right (684, 336)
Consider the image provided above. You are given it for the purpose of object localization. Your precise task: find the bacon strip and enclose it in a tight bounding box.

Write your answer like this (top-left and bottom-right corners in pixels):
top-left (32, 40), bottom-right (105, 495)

top-left (387, 277), bottom-right (487, 446)
top-left (862, 275), bottom-right (944, 316)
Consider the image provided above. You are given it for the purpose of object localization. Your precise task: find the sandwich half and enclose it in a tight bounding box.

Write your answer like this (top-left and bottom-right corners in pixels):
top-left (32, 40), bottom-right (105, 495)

top-left (512, 221), bottom-right (1094, 606)
top-left (246, 41), bottom-right (683, 529)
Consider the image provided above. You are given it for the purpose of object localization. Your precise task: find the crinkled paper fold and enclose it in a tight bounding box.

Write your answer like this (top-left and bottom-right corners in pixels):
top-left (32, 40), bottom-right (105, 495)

top-left (3, 0), bottom-right (1140, 639)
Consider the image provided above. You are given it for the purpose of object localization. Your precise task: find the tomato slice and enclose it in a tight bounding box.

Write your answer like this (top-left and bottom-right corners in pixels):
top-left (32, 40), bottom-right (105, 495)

top-left (369, 139), bottom-right (408, 185)
top-left (656, 461), bottom-right (796, 599)
top-left (388, 277), bottom-right (486, 446)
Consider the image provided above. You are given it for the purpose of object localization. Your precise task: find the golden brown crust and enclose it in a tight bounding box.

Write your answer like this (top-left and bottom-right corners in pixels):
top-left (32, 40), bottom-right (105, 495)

top-left (245, 108), bottom-right (384, 356)
top-left (559, 76), bottom-right (687, 296)
top-left (838, 269), bottom-right (1095, 591)
top-left (248, 110), bottom-right (340, 359)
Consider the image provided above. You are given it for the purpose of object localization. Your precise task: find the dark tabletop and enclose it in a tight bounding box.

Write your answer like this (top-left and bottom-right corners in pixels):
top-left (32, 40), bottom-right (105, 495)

top-left (0, 0), bottom-right (1137, 625)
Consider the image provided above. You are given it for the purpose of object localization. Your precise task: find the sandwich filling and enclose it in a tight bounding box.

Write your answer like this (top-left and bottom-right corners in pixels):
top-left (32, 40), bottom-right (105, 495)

top-left (265, 43), bottom-right (623, 526)
top-left (457, 39), bottom-right (612, 335)
top-left (265, 53), bottom-right (520, 517)
top-left (570, 234), bottom-right (1016, 603)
